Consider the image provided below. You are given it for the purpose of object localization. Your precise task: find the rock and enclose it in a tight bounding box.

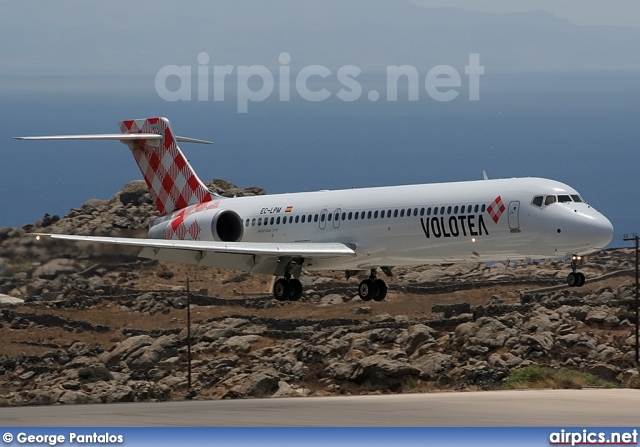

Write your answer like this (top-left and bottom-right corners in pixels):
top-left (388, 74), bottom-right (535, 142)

top-left (222, 335), bottom-right (262, 354)
top-left (100, 335), bottom-right (154, 368)
top-left (353, 354), bottom-right (421, 391)
top-left (319, 294), bottom-right (344, 306)
top-left (587, 364), bottom-right (619, 382)
top-left (402, 324), bottom-right (435, 356)
top-left (224, 370), bottom-right (280, 398)
top-left (33, 259), bottom-right (77, 280)
top-left (413, 353), bottom-right (452, 380)
top-left (128, 335), bottom-right (178, 372)
top-left (351, 306), bottom-right (372, 315)
top-left (0, 294), bottom-right (24, 308)
top-left (119, 180), bottom-right (151, 206)
top-left (272, 381), bottom-right (311, 398)
top-left (585, 308), bottom-right (610, 325)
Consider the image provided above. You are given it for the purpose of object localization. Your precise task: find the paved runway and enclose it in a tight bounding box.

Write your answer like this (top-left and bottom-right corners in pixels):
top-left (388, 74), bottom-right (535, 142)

top-left (2, 389), bottom-right (638, 426)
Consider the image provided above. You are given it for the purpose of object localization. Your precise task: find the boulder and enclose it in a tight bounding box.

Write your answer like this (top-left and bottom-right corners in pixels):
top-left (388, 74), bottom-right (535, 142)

top-left (0, 294), bottom-right (23, 308)
top-left (101, 335), bottom-right (154, 368)
top-left (33, 259), bottom-right (77, 280)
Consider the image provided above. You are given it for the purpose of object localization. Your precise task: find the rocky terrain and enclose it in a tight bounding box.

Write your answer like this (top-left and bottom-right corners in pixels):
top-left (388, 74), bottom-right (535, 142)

top-left (0, 179), bottom-right (638, 406)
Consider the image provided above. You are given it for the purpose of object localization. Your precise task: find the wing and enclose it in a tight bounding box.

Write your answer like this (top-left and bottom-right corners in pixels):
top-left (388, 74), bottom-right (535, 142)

top-left (33, 233), bottom-right (356, 275)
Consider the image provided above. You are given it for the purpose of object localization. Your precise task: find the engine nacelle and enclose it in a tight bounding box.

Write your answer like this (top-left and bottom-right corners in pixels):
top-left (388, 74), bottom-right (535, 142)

top-left (210, 209), bottom-right (244, 242)
top-left (148, 208), bottom-right (244, 242)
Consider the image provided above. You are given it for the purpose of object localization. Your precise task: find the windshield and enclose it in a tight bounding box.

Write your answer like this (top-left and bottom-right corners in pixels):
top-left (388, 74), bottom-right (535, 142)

top-left (532, 194), bottom-right (586, 208)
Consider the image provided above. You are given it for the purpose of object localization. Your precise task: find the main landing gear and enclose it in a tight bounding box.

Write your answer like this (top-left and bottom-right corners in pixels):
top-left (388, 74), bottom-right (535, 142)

top-left (567, 255), bottom-right (586, 288)
top-left (272, 262), bottom-right (391, 302)
top-left (273, 277), bottom-right (303, 301)
top-left (357, 269), bottom-right (388, 302)
top-left (273, 258), bottom-right (304, 301)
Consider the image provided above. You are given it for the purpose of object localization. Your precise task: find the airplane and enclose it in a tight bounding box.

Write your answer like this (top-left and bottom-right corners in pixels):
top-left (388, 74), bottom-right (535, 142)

top-left (15, 117), bottom-right (614, 301)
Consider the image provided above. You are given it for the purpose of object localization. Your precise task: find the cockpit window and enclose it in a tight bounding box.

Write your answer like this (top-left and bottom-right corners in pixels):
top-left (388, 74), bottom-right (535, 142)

top-left (557, 195), bottom-right (572, 203)
top-left (571, 195), bottom-right (583, 203)
top-left (532, 196), bottom-right (544, 208)
top-left (544, 195), bottom-right (557, 206)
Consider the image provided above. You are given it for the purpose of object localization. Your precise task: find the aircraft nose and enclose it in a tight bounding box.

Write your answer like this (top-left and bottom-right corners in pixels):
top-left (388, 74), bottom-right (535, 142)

top-left (589, 213), bottom-right (614, 249)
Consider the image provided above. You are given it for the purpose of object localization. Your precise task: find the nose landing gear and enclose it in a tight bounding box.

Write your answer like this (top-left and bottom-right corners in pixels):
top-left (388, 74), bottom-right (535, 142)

top-left (567, 255), bottom-right (586, 287)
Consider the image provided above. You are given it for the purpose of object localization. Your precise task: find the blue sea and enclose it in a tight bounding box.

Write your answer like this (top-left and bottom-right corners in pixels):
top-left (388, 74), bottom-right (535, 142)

top-left (1, 70), bottom-right (638, 247)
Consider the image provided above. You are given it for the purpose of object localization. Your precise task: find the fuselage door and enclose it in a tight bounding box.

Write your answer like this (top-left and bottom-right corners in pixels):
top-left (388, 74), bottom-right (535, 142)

top-left (508, 201), bottom-right (521, 232)
top-left (319, 209), bottom-right (327, 229)
top-left (333, 208), bottom-right (341, 229)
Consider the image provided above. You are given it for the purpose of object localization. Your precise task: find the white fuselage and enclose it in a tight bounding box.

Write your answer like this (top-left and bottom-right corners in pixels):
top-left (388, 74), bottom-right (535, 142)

top-left (149, 177), bottom-right (614, 272)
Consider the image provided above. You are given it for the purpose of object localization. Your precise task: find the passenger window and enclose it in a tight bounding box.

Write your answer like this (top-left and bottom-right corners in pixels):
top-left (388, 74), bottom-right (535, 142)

top-left (545, 195), bottom-right (557, 206)
top-left (447, 206), bottom-right (451, 214)
top-left (400, 209), bottom-right (405, 217)
top-left (467, 205), bottom-right (473, 213)
top-left (295, 215), bottom-right (300, 223)
top-left (251, 218), bottom-right (256, 227)
top-left (454, 206), bottom-right (458, 214)
top-left (342, 212), bottom-right (346, 220)
top-left (270, 217), bottom-right (274, 225)
top-left (354, 212), bottom-right (359, 220)
top-left (367, 211), bottom-right (372, 219)
top-left (427, 207), bottom-right (431, 216)
top-left (314, 214), bottom-right (318, 222)
top-left (328, 213), bottom-right (332, 222)
top-left (420, 208), bottom-right (425, 216)
top-left (276, 217), bottom-right (281, 225)
top-left (532, 196), bottom-right (544, 208)
top-left (245, 219), bottom-right (250, 227)
top-left (440, 206), bottom-right (445, 215)
top-left (474, 205), bottom-right (479, 213)
top-left (321, 214), bottom-right (325, 222)
top-left (257, 218), bottom-right (262, 226)
top-left (434, 207), bottom-right (438, 216)
top-left (289, 216), bottom-right (293, 223)
top-left (558, 195), bottom-right (572, 203)
top-left (387, 210), bottom-right (392, 218)
top-left (301, 215), bottom-right (306, 223)
top-left (394, 210), bottom-right (398, 218)
top-left (374, 210), bottom-right (378, 219)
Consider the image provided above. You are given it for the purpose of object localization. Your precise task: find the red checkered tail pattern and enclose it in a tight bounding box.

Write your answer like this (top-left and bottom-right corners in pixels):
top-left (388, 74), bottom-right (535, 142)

top-left (119, 117), bottom-right (216, 215)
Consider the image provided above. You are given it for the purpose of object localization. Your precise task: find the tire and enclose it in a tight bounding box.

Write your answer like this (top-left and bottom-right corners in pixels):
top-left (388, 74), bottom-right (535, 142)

top-left (274, 278), bottom-right (291, 301)
top-left (567, 272), bottom-right (578, 287)
top-left (373, 279), bottom-right (387, 301)
top-left (358, 279), bottom-right (377, 301)
top-left (576, 272), bottom-right (586, 287)
top-left (289, 278), bottom-right (303, 301)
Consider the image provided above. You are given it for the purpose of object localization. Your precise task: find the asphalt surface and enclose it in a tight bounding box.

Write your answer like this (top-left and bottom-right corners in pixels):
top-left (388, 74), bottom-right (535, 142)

top-left (2, 389), bottom-right (638, 426)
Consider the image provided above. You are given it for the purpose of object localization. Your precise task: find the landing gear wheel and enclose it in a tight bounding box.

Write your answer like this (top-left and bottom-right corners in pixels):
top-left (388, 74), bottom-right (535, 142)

top-left (373, 279), bottom-right (387, 301)
top-left (289, 278), bottom-right (303, 301)
top-left (576, 272), bottom-right (586, 287)
top-left (567, 272), bottom-right (578, 287)
top-left (358, 279), bottom-right (378, 301)
top-left (274, 278), bottom-right (291, 301)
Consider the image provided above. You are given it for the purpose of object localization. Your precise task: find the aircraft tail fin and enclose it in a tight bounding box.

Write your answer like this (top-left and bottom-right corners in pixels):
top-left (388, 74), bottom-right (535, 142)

top-left (15, 116), bottom-right (217, 216)
top-left (118, 117), bottom-right (216, 215)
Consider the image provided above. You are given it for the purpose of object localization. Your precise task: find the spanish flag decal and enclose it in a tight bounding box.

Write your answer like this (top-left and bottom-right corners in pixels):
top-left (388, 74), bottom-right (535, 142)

top-left (285, 206), bottom-right (293, 213)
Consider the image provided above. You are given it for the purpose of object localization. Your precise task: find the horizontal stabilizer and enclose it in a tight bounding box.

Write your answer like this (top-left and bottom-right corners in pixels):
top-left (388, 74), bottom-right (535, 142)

top-left (14, 134), bottom-right (212, 144)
